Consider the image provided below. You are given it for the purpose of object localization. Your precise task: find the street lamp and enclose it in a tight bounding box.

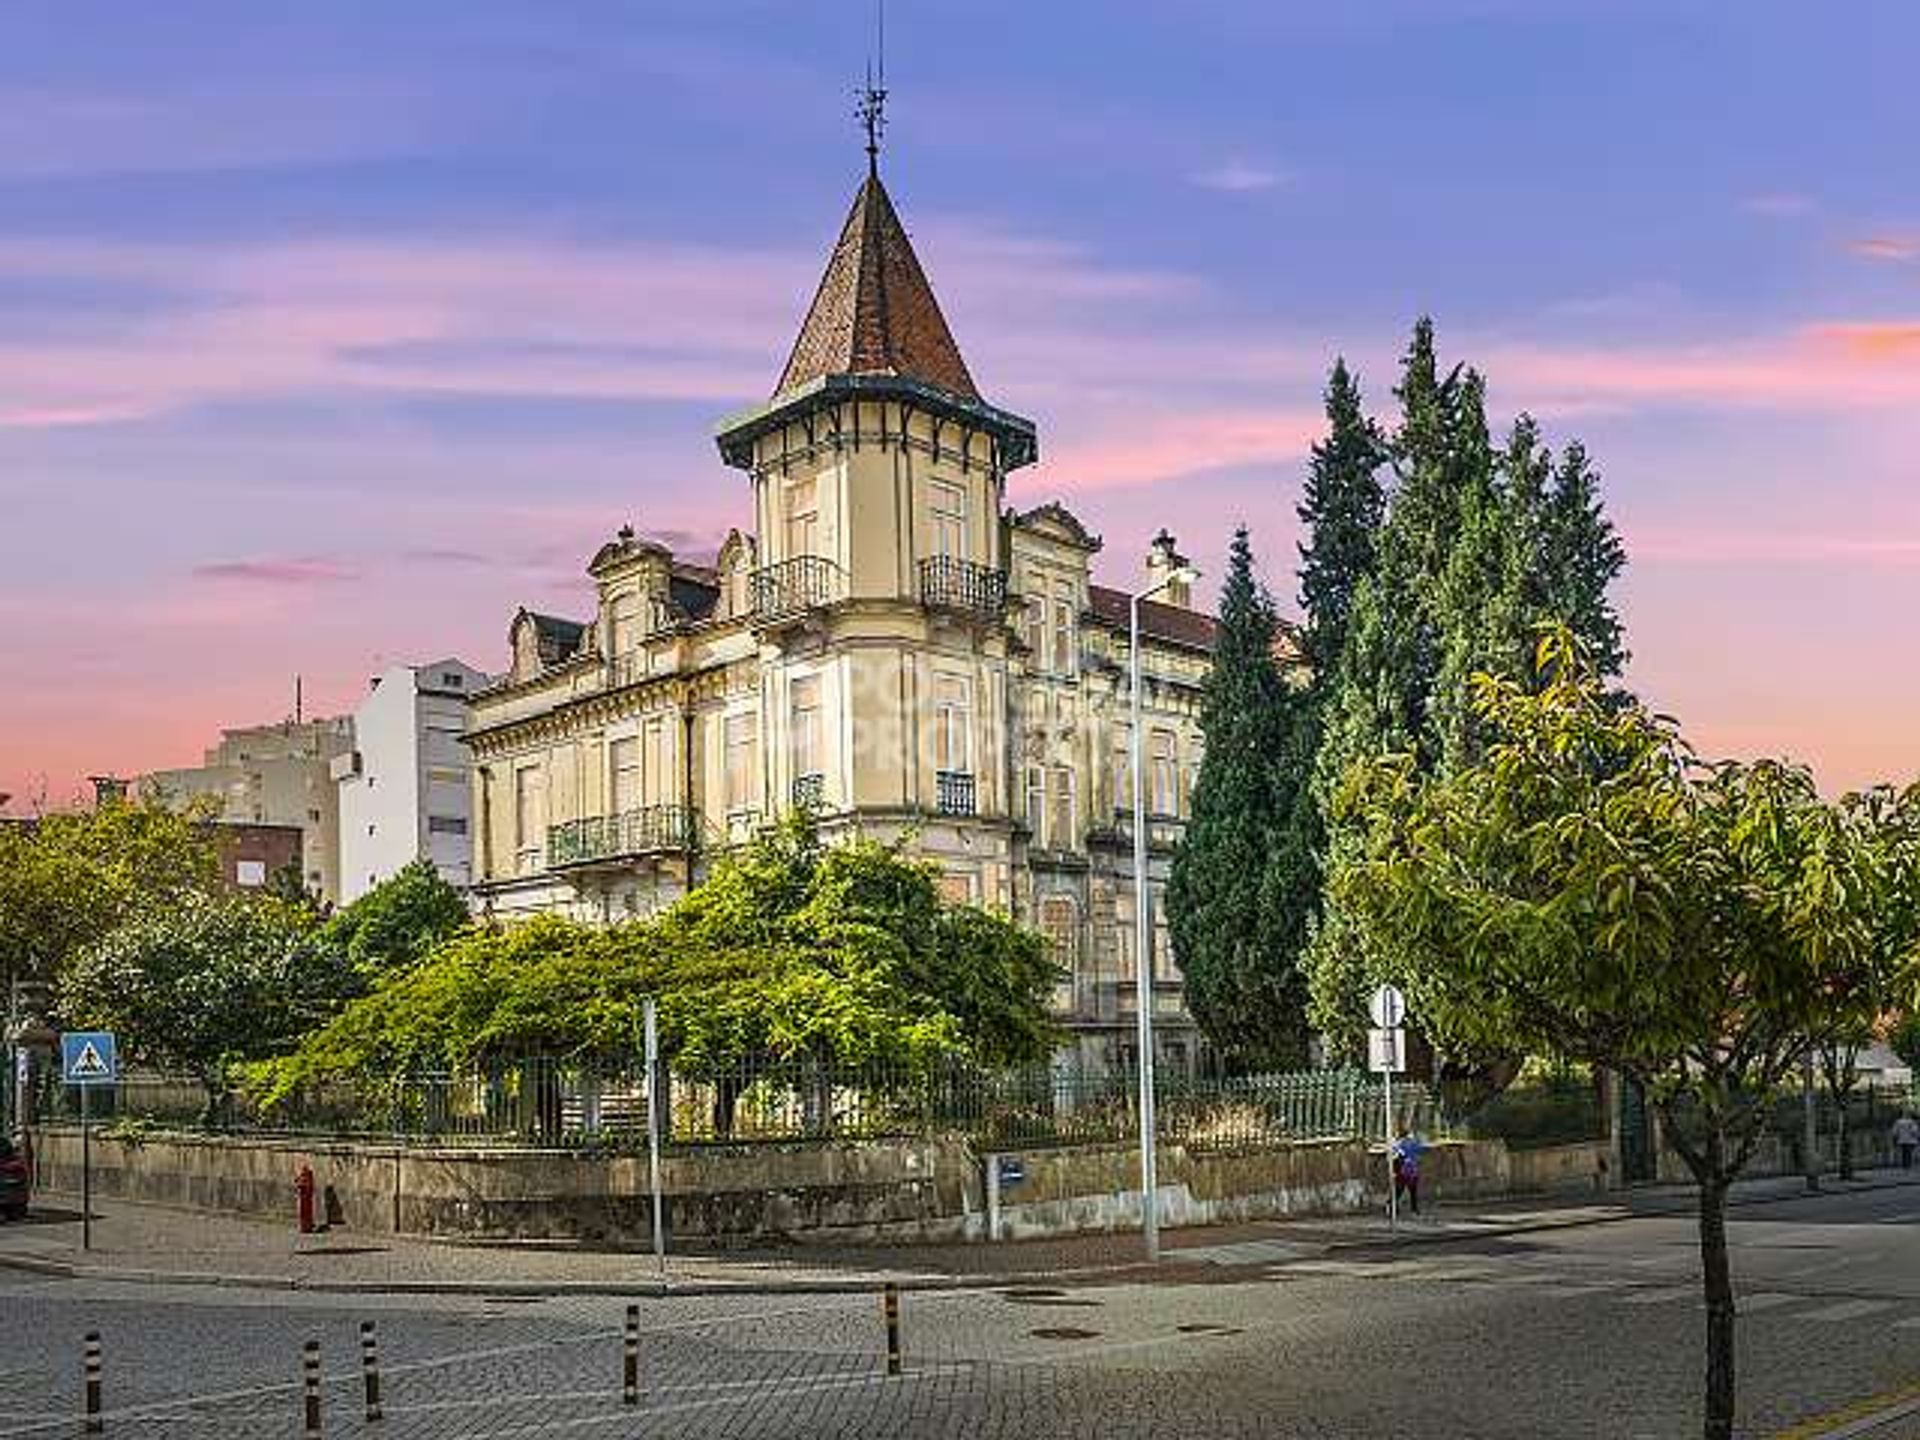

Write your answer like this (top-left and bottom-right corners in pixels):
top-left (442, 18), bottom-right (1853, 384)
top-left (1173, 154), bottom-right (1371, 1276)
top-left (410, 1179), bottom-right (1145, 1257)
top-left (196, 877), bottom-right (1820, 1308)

top-left (1129, 562), bottom-right (1200, 1263)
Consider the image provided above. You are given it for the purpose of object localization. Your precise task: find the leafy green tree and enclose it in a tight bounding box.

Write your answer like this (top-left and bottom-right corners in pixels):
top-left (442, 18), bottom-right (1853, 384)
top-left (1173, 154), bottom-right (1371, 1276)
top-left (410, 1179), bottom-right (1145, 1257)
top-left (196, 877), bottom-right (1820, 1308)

top-left (59, 891), bottom-right (358, 1111)
top-left (1889, 1013), bottom-right (1920, 1074)
top-left (259, 818), bottom-right (1060, 1131)
top-left (1168, 528), bottom-right (1314, 1067)
top-left (1335, 629), bottom-right (1920, 1440)
top-left (319, 860), bottom-right (471, 974)
top-left (0, 795), bottom-right (220, 997)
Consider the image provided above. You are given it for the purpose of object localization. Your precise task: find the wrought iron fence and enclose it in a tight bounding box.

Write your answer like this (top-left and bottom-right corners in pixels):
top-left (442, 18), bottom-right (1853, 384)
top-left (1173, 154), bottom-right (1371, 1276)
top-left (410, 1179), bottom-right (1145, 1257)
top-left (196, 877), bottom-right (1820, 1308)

top-left (917, 555), bottom-right (1007, 619)
top-left (547, 805), bottom-right (701, 867)
top-left (749, 556), bottom-right (845, 622)
top-left (34, 1058), bottom-right (1437, 1155)
top-left (934, 769), bottom-right (976, 816)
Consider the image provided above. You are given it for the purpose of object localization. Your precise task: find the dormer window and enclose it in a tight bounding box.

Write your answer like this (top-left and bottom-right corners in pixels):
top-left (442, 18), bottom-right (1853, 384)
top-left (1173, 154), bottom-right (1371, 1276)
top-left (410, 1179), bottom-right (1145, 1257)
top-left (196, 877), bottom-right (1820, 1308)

top-left (608, 591), bottom-right (640, 655)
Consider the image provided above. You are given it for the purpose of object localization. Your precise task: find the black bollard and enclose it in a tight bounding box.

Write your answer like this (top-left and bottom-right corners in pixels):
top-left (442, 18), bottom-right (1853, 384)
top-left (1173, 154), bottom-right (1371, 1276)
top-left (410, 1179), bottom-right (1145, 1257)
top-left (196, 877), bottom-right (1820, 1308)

top-left (82, 1331), bottom-right (102, 1435)
top-left (303, 1339), bottom-right (321, 1438)
top-left (360, 1321), bottom-right (383, 1422)
top-left (883, 1284), bottom-right (902, 1377)
top-left (623, 1304), bottom-right (639, 1406)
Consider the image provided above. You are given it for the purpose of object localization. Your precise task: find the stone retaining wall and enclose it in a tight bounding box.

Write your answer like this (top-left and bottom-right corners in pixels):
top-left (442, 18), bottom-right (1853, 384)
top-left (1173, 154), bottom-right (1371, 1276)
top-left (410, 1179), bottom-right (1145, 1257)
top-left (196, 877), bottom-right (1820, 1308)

top-left (28, 1128), bottom-right (1514, 1245)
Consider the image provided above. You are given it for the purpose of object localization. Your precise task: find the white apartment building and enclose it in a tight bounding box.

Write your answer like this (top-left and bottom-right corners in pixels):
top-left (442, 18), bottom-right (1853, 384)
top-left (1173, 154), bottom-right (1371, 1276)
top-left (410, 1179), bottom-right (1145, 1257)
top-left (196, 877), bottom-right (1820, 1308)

top-left (334, 659), bottom-right (488, 903)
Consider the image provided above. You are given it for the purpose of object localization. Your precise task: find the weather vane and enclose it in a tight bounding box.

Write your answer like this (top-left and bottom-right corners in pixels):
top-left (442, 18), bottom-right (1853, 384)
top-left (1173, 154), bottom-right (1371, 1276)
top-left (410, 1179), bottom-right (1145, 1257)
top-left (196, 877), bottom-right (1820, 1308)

top-left (855, 0), bottom-right (887, 174)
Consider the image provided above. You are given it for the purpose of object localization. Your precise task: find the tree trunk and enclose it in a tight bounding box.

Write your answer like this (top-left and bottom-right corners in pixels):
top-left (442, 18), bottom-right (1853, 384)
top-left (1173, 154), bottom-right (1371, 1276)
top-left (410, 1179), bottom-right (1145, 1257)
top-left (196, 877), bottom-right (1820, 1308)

top-left (1836, 1090), bottom-right (1853, 1180)
top-left (1698, 1173), bottom-right (1736, 1440)
top-left (712, 1075), bottom-right (741, 1141)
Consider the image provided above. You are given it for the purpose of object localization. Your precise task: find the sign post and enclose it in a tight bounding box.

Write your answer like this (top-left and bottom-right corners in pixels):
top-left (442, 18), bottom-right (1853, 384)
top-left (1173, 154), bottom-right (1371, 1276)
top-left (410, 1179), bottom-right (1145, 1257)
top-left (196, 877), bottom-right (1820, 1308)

top-left (1368, 988), bottom-right (1406, 1237)
top-left (61, 1032), bottom-right (117, 1252)
top-left (643, 999), bottom-right (665, 1278)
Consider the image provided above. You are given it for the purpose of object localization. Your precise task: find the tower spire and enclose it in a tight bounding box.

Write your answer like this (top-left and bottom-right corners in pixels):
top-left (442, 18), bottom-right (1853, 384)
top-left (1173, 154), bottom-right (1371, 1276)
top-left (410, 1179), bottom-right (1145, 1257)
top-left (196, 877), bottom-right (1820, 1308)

top-left (855, 0), bottom-right (887, 176)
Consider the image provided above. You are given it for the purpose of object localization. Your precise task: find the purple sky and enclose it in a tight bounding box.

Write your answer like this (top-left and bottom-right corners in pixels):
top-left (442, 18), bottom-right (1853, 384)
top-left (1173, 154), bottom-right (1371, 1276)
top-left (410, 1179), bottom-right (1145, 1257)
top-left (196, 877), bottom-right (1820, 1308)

top-left (3, 2), bottom-right (1916, 808)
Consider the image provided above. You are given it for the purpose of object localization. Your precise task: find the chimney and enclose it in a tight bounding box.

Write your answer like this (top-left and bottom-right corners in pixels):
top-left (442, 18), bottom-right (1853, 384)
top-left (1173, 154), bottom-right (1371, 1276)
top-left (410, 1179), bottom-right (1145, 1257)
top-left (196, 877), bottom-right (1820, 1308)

top-left (1145, 530), bottom-right (1193, 609)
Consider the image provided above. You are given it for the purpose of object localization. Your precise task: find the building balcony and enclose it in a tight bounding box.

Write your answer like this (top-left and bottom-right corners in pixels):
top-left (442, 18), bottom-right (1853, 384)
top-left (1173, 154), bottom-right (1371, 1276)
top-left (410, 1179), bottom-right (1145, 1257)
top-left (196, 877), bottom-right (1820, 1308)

top-left (547, 805), bottom-right (701, 869)
top-left (918, 555), bottom-right (1007, 620)
top-left (934, 769), bottom-right (976, 817)
top-left (750, 556), bottom-right (846, 625)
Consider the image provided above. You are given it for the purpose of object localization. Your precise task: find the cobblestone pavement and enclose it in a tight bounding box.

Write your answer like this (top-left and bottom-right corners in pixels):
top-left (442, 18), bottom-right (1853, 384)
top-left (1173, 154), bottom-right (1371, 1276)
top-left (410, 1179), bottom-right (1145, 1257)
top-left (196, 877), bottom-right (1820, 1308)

top-left (5, 1181), bottom-right (1920, 1437)
top-left (5, 1170), bottom-right (1907, 1294)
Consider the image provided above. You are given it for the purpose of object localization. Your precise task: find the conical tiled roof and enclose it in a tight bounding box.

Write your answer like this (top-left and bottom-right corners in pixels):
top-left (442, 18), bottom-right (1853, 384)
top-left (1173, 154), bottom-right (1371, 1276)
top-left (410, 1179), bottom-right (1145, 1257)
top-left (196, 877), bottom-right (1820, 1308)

top-left (776, 173), bottom-right (979, 401)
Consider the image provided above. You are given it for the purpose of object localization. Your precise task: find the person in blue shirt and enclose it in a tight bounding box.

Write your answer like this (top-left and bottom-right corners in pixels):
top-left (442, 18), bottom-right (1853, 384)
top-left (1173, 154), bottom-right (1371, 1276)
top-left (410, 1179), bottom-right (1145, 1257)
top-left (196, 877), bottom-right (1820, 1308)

top-left (1390, 1131), bottom-right (1429, 1216)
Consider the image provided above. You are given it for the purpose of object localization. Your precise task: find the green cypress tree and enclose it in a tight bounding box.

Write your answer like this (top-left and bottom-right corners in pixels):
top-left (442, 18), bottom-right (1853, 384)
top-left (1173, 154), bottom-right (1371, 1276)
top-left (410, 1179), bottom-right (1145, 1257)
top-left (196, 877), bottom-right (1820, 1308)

top-left (1167, 526), bottom-right (1312, 1067)
top-left (1538, 440), bottom-right (1629, 678)
top-left (1431, 375), bottom-right (1531, 772)
top-left (1297, 358), bottom-right (1387, 685)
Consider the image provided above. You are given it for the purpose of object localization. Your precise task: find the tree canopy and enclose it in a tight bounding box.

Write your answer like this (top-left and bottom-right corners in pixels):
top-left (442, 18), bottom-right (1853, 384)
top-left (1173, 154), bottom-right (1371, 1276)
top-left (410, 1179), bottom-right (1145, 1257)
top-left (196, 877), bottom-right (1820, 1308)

top-left (1304, 320), bottom-right (1629, 1057)
top-left (258, 818), bottom-right (1061, 1102)
top-left (1334, 626), bottom-right (1920, 1439)
top-left (319, 858), bottom-right (471, 974)
top-left (0, 796), bottom-right (221, 995)
top-left (59, 890), bottom-right (359, 1103)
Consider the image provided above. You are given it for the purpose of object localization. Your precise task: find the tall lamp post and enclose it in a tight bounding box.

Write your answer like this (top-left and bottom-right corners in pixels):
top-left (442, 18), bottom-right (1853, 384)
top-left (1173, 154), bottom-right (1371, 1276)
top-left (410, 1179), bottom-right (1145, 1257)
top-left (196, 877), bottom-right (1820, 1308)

top-left (1129, 562), bottom-right (1199, 1263)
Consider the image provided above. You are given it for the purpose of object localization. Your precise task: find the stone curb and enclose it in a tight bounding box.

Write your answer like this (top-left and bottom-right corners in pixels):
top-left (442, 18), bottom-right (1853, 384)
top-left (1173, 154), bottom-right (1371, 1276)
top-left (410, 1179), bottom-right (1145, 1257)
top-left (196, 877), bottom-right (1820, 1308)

top-left (0, 1245), bottom-right (1177, 1297)
top-left (2, 1172), bottom-right (1908, 1299)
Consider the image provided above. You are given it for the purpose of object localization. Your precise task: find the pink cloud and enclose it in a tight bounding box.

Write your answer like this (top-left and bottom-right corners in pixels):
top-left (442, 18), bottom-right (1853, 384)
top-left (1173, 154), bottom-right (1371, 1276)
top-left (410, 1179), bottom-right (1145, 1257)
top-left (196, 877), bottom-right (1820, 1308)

top-left (193, 557), bottom-right (360, 585)
top-left (1034, 407), bottom-right (1326, 491)
top-left (1629, 531), bottom-right (1920, 566)
top-left (1486, 322), bottom-right (1920, 414)
top-left (1849, 235), bottom-right (1919, 262)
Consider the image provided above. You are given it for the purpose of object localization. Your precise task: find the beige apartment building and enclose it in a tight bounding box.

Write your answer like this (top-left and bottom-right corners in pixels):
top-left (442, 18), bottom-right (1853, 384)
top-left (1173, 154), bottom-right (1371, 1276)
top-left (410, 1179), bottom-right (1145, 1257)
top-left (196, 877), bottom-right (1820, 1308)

top-left (145, 716), bottom-right (353, 904)
top-left (466, 160), bottom-right (1220, 1073)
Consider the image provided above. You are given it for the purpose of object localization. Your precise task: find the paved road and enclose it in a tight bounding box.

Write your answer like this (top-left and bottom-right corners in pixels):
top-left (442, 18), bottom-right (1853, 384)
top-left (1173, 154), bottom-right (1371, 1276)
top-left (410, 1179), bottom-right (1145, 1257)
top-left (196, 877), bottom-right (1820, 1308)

top-left (5, 1182), bottom-right (1920, 1438)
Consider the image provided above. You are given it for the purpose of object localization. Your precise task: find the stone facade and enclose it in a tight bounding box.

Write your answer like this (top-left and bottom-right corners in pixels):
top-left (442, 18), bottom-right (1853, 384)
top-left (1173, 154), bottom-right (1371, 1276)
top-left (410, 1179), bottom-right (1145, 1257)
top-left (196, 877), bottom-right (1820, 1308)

top-left (465, 165), bottom-right (1221, 1076)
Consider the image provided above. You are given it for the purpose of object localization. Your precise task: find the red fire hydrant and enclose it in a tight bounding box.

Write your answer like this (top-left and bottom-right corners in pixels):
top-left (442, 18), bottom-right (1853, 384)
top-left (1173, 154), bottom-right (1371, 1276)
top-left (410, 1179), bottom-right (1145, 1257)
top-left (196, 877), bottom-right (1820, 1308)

top-left (295, 1162), bottom-right (316, 1235)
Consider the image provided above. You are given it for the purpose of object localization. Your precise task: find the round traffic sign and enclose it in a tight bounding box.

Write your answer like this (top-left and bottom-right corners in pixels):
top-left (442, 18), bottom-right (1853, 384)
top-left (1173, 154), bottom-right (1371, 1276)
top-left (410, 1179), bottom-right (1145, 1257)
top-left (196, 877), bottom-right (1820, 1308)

top-left (1369, 984), bottom-right (1406, 1030)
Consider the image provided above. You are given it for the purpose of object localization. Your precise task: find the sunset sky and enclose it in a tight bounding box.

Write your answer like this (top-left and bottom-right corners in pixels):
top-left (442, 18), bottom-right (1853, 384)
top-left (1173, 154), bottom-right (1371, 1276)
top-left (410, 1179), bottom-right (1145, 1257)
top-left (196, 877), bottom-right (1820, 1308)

top-left (3, 2), bottom-right (1916, 807)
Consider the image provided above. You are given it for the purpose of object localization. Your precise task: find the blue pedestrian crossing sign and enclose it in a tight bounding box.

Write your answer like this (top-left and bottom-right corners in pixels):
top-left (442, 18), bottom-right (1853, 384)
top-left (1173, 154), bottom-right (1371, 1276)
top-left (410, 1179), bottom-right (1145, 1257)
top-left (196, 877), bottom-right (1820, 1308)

top-left (61, 1032), bottom-right (117, 1086)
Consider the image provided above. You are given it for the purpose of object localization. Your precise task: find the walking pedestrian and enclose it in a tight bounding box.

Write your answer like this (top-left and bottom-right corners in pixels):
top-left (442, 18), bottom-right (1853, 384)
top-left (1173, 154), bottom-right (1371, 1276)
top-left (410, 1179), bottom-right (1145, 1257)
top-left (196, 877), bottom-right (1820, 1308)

top-left (1891, 1112), bottom-right (1919, 1170)
top-left (1391, 1131), bottom-right (1428, 1216)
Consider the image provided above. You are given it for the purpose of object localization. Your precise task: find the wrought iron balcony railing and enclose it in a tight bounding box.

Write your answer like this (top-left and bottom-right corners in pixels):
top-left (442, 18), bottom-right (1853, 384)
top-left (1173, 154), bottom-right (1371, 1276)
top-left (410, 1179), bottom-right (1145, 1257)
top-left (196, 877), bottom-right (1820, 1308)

top-left (750, 556), bottom-right (846, 624)
top-left (918, 556), bottom-right (1007, 620)
top-left (791, 772), bottom-right (826, 811)
top-left (935, 769), bottom-right (976, 817)
top-left (547, 805), bottom-right (702, 868)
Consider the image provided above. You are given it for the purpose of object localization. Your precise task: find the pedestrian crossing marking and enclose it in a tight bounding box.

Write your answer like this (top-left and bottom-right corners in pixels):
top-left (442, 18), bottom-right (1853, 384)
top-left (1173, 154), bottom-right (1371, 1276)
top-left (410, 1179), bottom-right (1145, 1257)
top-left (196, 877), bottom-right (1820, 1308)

top-left (1737, 1293), bottom-right (1803, 1313)
top-left (1619, 1286), bottom-right (1698, 1305)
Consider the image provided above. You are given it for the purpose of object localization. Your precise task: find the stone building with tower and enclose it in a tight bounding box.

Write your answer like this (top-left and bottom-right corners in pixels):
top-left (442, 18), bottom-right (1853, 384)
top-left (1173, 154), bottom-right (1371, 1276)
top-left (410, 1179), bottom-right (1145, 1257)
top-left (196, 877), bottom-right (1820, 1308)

top-left (465, 151), bottom-right (1236, 1075)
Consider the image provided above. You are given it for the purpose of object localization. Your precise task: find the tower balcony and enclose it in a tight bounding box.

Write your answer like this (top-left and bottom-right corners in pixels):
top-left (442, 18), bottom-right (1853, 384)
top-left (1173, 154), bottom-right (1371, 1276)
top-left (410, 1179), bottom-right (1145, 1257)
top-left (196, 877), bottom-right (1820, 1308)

top-left (918, 556), bottom-right (1007, 621)
top-left (935, 769), bottom-right (976, 817)
top-left (547, 805), bottom-right (702, 869)
top-left (750, 556), bottom-right (846, 626)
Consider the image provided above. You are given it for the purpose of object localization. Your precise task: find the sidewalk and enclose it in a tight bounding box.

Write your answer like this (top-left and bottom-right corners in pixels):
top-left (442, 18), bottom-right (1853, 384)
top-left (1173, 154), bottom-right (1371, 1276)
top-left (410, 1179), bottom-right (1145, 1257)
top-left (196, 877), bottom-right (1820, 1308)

top-left (3, 1168), bottom-right (1912, 1298)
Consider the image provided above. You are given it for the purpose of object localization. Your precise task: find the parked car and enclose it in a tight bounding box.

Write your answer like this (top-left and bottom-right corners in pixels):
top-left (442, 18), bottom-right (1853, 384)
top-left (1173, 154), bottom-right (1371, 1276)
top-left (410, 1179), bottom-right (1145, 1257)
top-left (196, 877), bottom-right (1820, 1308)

top-left (0, 1133), bottom-right (29, 1220)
